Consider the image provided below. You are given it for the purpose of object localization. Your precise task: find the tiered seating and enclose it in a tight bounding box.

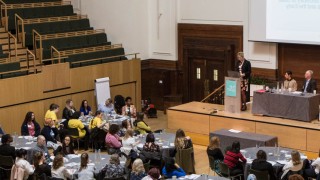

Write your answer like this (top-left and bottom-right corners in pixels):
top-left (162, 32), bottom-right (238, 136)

top-left (34, 29), bottom-right (111, 59)
top-left (2, 0), bottom-right (60, 4)
top-left (52, 44), bottom-right (126, 68)
top-left (16, 15), bottom-right (91, 47)
top-left (0, 61), bottom-right (28, 79)
top-left (1, 1), bottom-right (74, 31)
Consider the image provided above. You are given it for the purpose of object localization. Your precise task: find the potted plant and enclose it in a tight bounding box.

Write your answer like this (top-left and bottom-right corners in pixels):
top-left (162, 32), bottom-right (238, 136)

top-left (250, 75), bottom-right (267, 96)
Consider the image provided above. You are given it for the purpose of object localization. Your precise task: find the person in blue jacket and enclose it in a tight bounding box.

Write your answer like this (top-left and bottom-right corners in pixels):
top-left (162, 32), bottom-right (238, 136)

top-left (162, 157), bottom-right (186, 178)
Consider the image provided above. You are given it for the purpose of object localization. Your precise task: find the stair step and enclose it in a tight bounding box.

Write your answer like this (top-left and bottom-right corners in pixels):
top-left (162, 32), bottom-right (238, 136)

top-left (0, 27), bottom-right (6, 33)
top-left (2, 43), bottom-right (24, 50)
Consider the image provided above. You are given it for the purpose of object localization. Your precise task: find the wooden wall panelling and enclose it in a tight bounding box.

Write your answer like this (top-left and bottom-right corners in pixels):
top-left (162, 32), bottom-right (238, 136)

top-left (256, 122), bottom-right (307, 151)
top-left (306, 130), bottom-right (320, 153)
top-left (42, 63), bottom-right (70, 92)
top-left (110, 82), bottom-right (137, 111)
top-left (209, 116), bottom-right (256, 133)
top-left (251, 67), bottom-right (278, 81)
top-left (71, 91), bottom-right (96, 113)
top-left (167, 110), bottom-right (210, 135)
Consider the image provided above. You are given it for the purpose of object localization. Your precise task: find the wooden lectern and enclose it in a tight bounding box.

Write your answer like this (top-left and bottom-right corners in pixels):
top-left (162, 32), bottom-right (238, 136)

top-left (224, 77), bottom-right (241, 114)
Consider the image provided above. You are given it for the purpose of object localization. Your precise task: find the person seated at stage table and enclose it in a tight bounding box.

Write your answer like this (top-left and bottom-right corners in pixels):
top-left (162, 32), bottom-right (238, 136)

top-left (105, 124), bottom-right (122, 154)
top-left (143, 133), bottom-right (160, 152)
top-left (162, 157), bottom-right (186, 178)
top-left (0, 134), bottom-right (15, 160)
top-left (62, 99), bottom-right (76, 123)
top-left (80, 100), bottom-right (92, 116)
top-left (33, 151), bottom-right (51, 177)
top-left (100, 154), bottom-right (125, 179)
top-left (251, 150), bottom-right (276, 180)
top-left (281, 150), bottom-right (308, 180)
top-left (33, 135), bottom-right (51, 164)
top-left (207, 136), bottom-right (224, 173)
top-left (68, 111), bottom-right (89, 150)
top-left (224, 141), bottom-right (246, 179)
top-left (41, 118), bottom-right (61, 150)
top-left (45, 103), bottom-right (60, 125)
top-left (98, 98), bottom-right (115, 115)
top-left (134, 112), bottom-right (151, 135)
top-left (21, 111), bottom-right (41, 137)
top-left (302, 70), bottom-right (317, 93)
top-left (284, 70), bottom-right (298, 92)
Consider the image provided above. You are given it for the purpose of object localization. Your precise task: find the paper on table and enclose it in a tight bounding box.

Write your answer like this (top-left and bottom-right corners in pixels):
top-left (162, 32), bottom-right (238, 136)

top-left (67, 154), bottom-right (81, 159)
top-left (246, 158), bottom-right (253, 164)
top-left (240, 150), bottom-right (247, 153)
top-left (277, 160), bottom-right (288, 165)
top-left (67, 169), bottom-right (77, 174)
top-left (280, 150), bottom-right (289, 153)
top-left (301, 155), bottom-right (308, 160)
top-left (292, 91), bottom-right (302, 94)
top-left (285, 154), bottom-right (291, 158)
top-left (228, 129), bottom-right (241, 133)
top-left (19, 147), bottom-right (31, 150)
top-left (65, 162), bottom-right (79, 167)
top-left (268, 161), bottom-right (276, 166)
top-left (162, 145), bottom-right (169, 148)
top-left (184, 174), bottom-right (200, 179)
top-left (25, 142), bottom-right (33, 145)
top-left (18, 136), bottom-right (23, 138)
top-left (170, 143), bottom-right (174, 147)
top-left (137, 144), bottom-right (143, 148)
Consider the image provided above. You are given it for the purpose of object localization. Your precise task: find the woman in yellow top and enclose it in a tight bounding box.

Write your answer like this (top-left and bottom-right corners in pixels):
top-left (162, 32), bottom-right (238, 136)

top-left (68, 111), bottom-right (89, 150)
top-left (89, 111), bottom-right (105, 130)
top-left (45, 104), bottom-right (59, 125)
top-left (134, 112), bottom-right (151, 134)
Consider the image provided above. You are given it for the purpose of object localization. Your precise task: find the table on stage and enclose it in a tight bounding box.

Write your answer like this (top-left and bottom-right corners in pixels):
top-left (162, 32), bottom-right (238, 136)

top-left (210, 129), bottom-right (278, 152)
top-left (252, 91), bottom-right (320, 122)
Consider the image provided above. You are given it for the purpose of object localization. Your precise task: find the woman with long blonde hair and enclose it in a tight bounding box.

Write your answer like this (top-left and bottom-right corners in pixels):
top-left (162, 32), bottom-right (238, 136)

top-left (121, 129), bottom-right (139, 155)
top-left (130, 158), bottom-right (147, 180)
top-left (174, 129), bottom-right (192, 150)
top-left (207, 136), bottom-right (224, 173)
top-left (51, 154), bottom-right (72, 180)
top-left (281, 150), bottom-right (305, 180)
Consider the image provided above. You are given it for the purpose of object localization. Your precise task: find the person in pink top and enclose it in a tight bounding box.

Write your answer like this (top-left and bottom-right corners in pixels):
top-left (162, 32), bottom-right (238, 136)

top-left (105, 124), bottom-right (122, 154)
top-left (21, 112), bottom-right (41, 137)
top-left (224, 141), bottom-right (246, 179)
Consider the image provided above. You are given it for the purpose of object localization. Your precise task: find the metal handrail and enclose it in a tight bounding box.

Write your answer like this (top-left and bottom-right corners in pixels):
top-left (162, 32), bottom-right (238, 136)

top-left (70, 53), bottom-right (140, 65)
top-left (15, 14), bottom-right (24, 45)
top-left (0, 0), bottom-right (8, 30)
top-left (50, 46), bottom-right (61, 63)
top-left (201, 84), bottom-right (225, 102)
top-left (26, 49), bottom-right (36, 71)
top-left (8, 32), bottom-right (17, 61)
top-left (32, 29), bottom-right (41, 60)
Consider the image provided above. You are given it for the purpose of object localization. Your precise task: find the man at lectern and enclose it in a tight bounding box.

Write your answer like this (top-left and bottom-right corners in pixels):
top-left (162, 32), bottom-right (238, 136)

top-left (236, 52), bottom-right (251, 111)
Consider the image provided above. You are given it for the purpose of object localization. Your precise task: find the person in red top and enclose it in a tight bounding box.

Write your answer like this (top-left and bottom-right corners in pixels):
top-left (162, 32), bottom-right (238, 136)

top-left (223, 141), bottom-right (246, 179)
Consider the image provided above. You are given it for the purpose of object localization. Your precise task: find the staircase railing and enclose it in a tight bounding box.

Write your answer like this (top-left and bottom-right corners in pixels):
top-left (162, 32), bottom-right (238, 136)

top-left (8, 32), bottom-right (17, 61)
top-left (201, 84), bottom-right (225, 104)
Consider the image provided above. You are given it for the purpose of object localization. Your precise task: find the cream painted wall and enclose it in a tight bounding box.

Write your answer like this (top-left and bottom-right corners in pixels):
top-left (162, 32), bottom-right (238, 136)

top-left (77, 0), bottom-right (277, 69)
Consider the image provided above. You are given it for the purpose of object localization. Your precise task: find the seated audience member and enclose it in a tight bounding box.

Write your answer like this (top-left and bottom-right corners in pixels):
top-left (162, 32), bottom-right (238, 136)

top-left (62, 99), bottom-right (76, 124)
top-left (89, 111), bottom-right (108, 130)
top-left (78, 153), bottom-right (95, 180)
top-left (40, 118), bottom-right (61, 150)
top-left (121, 129), bottom-right (139, 155)
top-left (142, 168), bottom-right (161, 180)
top-left (51, 154), bottom-right (72, 180)
top-left (0, 124), bottom-right (5, 136)
top-left (105, 124), bottom-right (122, 154)
top-left (89, 111), bottom-right (108, 150)
top-left (304, 150), bottom-right (320, 179)
top-left (0, 134), bottom-right (15, 159)
top-left (98, 98), bottom-right (115, 114)
top-left (284, 70), bottom-right (298, 92)
top-left (162, 157), bottom-right (186, 178)
top-left (68, 111), bottom-right (89, 150)
top-left (119, 120), bottom-right (130, 137)
top-left (281, 150), bottom-right (306, 180)
top-left (134, 112), bottom-right (151, 135)
top-left (33, 151), bottom-right (51, 177)
top-left (251, 150), bottom-right (276, 180)
top-left (54, 135), bottom-right (76, 156)
top-left (80, 100), bottom-right (92, 116)
top-left (302, 70), bottom-right (317, 93)
top-left (21, 111), bottom-right (41, 137)
top-left (45, 103), bottom-right (59, 125)
top-left (122, 97), bottom-right (137, 126)
top-left (100, 154), bottom-right (125, 179)
top-left (175, 129), bottom-right (192, 150)
top-left (130, 158), bottom-right (147, 180)
top-left (33, 135), bottom-right (51, 164)
top-left (13, 149), bottom-right (35, 180)
top-left (224, 141), bottom-right (246, 178)
top-left (288, 174), bottom-right (304, 180)
top-left (207, 136), bottom-right (224, 173)
top-left (143, 133), bottom-right (160, 152)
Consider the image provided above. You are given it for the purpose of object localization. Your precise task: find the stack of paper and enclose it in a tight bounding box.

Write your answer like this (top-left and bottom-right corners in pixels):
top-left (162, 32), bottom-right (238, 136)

top-left (229, 129), bottom-right (241, 133)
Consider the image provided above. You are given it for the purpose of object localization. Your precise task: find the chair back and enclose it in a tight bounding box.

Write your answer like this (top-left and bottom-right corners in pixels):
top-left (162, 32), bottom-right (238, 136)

top-left (175, 147), bottom-right (195, 174)
top-left (218, 162), bottom-right (230, 177)
top-left (144, 160), bottom-right (151, 172)
top-left (0, 155), bottom-right (14, 169)
top-left (68, 128), bottom-right (79, 137)
top-left (249, 169), bottom-right (269, 180)
top-left (208, 156), bottom-right (216, 171)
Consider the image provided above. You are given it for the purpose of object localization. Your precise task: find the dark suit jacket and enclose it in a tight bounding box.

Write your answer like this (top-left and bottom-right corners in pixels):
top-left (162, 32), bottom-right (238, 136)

top-left (236, 59), bottom-right (251, 79)
top-left (40, 126), bottom-right (59, 143)
top-left (302, 78), bottom-right (317, 93)
top-left (0, 144), bottom-right (16, 160)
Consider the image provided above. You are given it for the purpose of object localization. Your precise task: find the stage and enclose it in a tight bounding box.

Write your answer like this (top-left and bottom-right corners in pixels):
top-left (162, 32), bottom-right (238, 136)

top-left (167, 101), bottom-right (320, 153)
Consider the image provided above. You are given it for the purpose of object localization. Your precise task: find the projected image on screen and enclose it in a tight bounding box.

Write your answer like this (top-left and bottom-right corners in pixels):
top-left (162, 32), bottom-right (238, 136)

top-left (266, 0), bottom-right (320, 44)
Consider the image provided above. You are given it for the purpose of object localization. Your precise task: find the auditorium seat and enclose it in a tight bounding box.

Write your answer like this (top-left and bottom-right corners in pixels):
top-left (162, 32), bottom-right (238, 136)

top-left (20, 18), bottom-right (92, 47)
top-left (0, 62), bottom-right (28, 79)
top-left (2, 0), bottom-right (60, 4)
top-left (7, 5), bottom-right (74, 31)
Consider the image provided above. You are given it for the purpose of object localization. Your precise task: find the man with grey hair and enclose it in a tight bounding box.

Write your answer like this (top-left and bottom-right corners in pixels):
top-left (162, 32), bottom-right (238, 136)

top-left (302, 70), bottom-right (317, 93)
top-left (31, 135), bottom-right (51, 164)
